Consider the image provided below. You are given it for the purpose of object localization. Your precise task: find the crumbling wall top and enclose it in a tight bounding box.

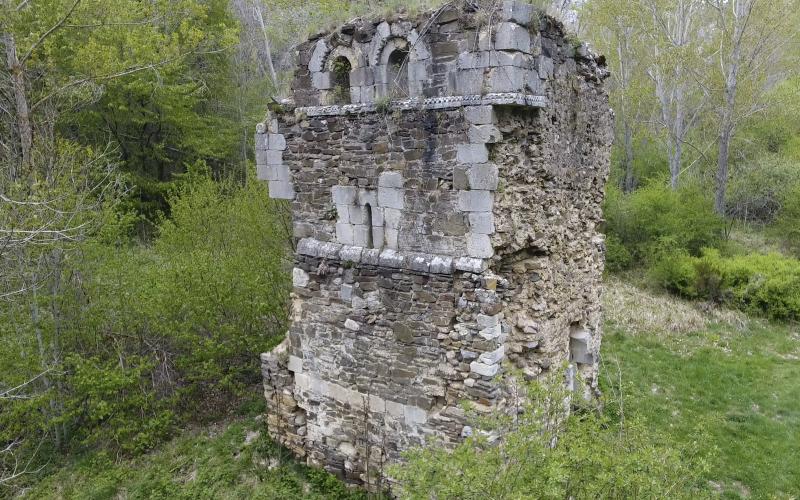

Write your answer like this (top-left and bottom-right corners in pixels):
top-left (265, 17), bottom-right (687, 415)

top-left (288, 0), bottom-right (608, 115)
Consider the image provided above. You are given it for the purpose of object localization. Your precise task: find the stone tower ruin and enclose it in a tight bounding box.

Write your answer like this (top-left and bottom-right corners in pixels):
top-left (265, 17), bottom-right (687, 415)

top-left (258, 0), bottom-right (612, 487)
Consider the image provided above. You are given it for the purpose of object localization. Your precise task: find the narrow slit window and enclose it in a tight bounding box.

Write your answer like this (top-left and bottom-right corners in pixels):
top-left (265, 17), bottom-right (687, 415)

top-left (364, 203), bottom-right (374, 248)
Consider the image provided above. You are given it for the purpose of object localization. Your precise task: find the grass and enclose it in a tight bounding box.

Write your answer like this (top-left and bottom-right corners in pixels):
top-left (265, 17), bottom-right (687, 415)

top-left (602, 278), bottom-right (800, 498)
top-left (22, 406), bottom-right (364, 500)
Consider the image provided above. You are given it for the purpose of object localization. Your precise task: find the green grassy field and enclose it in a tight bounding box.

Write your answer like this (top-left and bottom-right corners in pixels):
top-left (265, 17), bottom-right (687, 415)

top-left (22, 279), bottom-right (800, 499)
top-left (24, 415), bottom-right (364, 500)
top-left (602, 278), bottom-right (800, 498)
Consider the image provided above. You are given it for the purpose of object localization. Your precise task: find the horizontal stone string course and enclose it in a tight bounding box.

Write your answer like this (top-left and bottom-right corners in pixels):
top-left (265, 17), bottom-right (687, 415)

top-left (295, 93), bottom-right (547, 117)
top-left (296, 237), bottom-right (487, 275)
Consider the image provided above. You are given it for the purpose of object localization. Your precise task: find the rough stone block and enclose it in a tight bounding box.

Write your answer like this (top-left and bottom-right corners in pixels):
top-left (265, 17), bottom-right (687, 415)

top-left (526, 70), bottom-right (543, 94)
top-left (318, 241), bottom-right (343, 259)
top-left (296, 238), bottom-right (320, 257)
top-left (312, 71), bottom-right (333, 90)
top-left (500, 1), bottom-right (534, 26)
top-left (468, 125), bottom-right (503, 144)
top-left (349, 86), bottom-right (362, 104)
top-left (287, 355), bottom-right (304, 373)
top-left (267, 164), bottom-right (291, 182)
top-left (429, 255), bottom-right (454, 274)
top-left (467, 164), bottom-right (499, 190)
top-left (537, 55), bottom-right (554, 79)
top-left (404, 405), bottom-right (428, 425)
top-left (457, 190), bottom-right (494, 212)
top-left (379, 248), bottom-right (404, 267)
top-left (377, 186), bottom-right (405, 209)
top-left (408, 61), bottom-right (428, 82)
top-left (344, 318), bottom-right (360, 331)
top-left (339, 246), bottom-right (362, 263)
top-left (308, 39), bottom-right (328, 73)
top-left (408, 254), bottom-right (430, 273)
top-left (373, 225), bottom-right (385, 248)
top-left (350, 66), bottom-right (373, 86)
top-left (469, 212), bottom-right (496, 234)
top-left (458, 51), bottom-right (491, 69)
top-left (479, 345), bottom-right (505, 365)
top-left (464, 105), bottom-right (496, 125)
top-left (455, 68), bottom-right (485, 95)
top-left (255, 131), bottom-right (268, 151)
top-left (378, 171), bottom-right (404, 188)
top-left (332, 185), bottom-right (357, 205)
top-left (470, 361), bottom-right (500, 377)
top-left (268, 180), bottom-right (295, 200)
top-left (494, 22), bottom-right (531, 53)
top-left (457, 144), bottom-right (489, 164)
top-left (352, 224), bottom-right (370, 247)
top-left (477, 313), bottom-right (500, 329)
top-left (385, 228), bottom-right (399, 249)
top-left (336, 204), bottom-right (351, 224)
top-left (357, 188), bottom-right (378, 207)
top-left (487, 65), bottom-right (526, 93)
top-left (268, 134), bottom-right (286, 150)
top-left (265, 150), bottom-right (283, 165)
top-left (349, 205), bottom-right (366, 225)
top-left (336, 223), bottom-right (355, 245)
top-left (293, 268), bottom-right (310, 288)
top-left (467, 232), bottom-right (494, 258)
top-left (454, 256), bottom-right (486, 273)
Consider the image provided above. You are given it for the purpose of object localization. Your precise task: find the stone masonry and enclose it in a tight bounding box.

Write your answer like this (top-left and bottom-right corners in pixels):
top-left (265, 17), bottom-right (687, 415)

top-left (257, 0), bottom-right (613, 488)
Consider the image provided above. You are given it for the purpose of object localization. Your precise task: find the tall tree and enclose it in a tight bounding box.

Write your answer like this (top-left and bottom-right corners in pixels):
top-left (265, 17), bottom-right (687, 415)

top-left (707, 0), bottom-right (799, 215)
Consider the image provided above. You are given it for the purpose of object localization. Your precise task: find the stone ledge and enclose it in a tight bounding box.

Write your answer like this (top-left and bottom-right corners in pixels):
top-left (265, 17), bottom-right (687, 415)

top-left (295, 237), bottom-right (488, 274)
top-left (295, 93), bottom-right (547, 117)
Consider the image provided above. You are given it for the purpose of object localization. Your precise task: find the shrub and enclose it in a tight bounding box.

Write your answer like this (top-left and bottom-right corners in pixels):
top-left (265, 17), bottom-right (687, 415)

top-left (603, 182), bottom-right (724, 270)
top-left (654, 248), bottom-right (800, 321)
top-left (774, 182), bottom-right (800, 256)
top-left (392, 373), bottom-right (709, 499)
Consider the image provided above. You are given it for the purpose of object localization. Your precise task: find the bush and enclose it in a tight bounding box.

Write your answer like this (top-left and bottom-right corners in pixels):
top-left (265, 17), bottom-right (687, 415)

top-left (392, 373), bottom-right (709, 499)
top-left (654, 248), bottom-right (800, 321)
top-left (0, 166), bottom-right (291, 459)
top-left (603, 182), bottom-right (724, 270)
top-left (774, 182), bottom-right (800, 255)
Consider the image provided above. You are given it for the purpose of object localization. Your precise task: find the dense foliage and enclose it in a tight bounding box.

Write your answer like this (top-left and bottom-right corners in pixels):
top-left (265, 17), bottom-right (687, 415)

top-left (394, 373), bottom-right (709, 499)
top-left (0, 169), bottom-right (289, 467)
top-left (651, 248), bottom-right (800, 321)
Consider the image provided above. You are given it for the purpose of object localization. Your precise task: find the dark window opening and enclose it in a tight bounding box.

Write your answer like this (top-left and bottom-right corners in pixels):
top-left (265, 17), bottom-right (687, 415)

top-left (387, 47), bottom-right (409, 95)
top-left (331, 56), bottom-right (352, 104)
top-left (364, 203), bottom-right (374, 248)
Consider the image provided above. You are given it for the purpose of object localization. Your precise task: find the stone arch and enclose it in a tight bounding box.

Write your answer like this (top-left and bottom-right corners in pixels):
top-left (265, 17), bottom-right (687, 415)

top-left (329, 56), bottom-right (352, 104)
top-left (326, 45), bottom-right (360, 73)
top-left (382, 38), bottom-right (410, 95)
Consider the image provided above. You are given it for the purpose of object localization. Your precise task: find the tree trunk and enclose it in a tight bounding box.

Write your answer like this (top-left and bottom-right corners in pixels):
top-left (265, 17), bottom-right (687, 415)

top-left (622, 119), bottom-right (635, 193)
top-left (3, 37), bottom-right (29, 162)
top-left (715, 125), bottom-right (731, 215)
top-left (253, 5), bottom-right (279, 89)
top-left (3, 33), bottom-right (33, 174)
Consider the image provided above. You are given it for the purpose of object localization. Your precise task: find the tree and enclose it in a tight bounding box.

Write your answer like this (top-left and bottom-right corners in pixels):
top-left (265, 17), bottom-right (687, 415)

top-left (706, 0), bottom-right (799, 215)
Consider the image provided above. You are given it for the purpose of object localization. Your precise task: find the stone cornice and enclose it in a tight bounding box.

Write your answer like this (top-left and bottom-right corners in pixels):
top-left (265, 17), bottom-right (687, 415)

top-left (295, 237), bottom-right (487, 275)
top-left (295, 93), bottom-right (547, 117)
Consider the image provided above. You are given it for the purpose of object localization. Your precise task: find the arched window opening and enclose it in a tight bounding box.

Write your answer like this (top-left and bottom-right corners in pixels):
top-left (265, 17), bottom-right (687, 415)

top-left (387, 47), bottom-right (409, 95)
top-left (331, 56), bottom-right (352, 104)
top-left (364, 203), bottom-right (374, 248)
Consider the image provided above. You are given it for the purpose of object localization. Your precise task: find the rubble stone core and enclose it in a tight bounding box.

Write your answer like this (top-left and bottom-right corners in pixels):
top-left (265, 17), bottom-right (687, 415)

top-left (258, 0), bottom-right (612, 487)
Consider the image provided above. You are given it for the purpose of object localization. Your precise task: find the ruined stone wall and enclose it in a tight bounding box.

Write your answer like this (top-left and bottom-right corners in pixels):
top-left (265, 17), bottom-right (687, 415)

top-left (258, 0), bottom-right (612, 488)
